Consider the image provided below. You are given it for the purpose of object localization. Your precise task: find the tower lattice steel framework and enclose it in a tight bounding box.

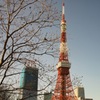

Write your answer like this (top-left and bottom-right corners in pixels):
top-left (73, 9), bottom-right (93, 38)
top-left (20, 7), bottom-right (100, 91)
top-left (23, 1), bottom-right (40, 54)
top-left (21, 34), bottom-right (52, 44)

top-left (51, 2), bottom-right (78, 100)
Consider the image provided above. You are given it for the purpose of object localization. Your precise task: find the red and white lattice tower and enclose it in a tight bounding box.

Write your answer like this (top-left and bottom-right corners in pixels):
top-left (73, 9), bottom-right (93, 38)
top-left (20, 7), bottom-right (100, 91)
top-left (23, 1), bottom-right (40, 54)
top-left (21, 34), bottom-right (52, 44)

top-left (51, 2), bottom-right (78, 100)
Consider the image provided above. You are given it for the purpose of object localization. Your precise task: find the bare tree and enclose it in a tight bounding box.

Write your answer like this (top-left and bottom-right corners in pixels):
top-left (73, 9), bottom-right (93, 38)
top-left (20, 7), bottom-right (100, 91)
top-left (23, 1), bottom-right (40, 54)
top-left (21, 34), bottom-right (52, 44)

top-left (0, 0), bottom-right (60, 99)
top-left (72, 74), bottom-right (83, 88)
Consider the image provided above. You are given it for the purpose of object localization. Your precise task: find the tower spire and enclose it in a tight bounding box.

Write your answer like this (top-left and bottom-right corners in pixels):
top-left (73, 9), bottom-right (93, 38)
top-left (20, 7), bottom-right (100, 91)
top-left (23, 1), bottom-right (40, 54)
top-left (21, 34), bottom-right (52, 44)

top-left (59, 1), bottom-right (69, 64)
top-left (62, 2), bottom-right (65, 21)
top-left (51, 1), bottom-right (78, 100)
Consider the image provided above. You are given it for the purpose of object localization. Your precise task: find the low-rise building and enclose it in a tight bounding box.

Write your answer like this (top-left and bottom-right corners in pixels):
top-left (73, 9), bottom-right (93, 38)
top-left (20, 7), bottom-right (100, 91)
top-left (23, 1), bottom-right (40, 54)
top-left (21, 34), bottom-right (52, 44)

top-left (74, 87), bottom-right (93, 100)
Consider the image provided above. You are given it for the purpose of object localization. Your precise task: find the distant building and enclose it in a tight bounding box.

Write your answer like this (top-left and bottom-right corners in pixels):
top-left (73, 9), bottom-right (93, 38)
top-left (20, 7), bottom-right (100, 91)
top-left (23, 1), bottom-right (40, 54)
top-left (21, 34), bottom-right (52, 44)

top-left (18, 67), bottom-right (38, 100)
top-left (74, 87), bottom-right (85, 100)
top-left (74, 87), bottom-right (93, 100)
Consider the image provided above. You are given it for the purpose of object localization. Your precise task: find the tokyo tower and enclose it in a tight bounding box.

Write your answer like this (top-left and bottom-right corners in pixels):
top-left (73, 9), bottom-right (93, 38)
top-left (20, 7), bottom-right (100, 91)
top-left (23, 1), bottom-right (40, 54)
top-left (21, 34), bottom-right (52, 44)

top-left (51, 2), bottom-right (77, 100)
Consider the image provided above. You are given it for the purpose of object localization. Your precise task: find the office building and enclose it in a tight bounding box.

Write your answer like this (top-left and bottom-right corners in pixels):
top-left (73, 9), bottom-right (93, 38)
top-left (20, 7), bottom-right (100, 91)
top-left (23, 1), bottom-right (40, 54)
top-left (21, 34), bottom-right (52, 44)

top-left (19, 67), bottom-right (38, 100)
